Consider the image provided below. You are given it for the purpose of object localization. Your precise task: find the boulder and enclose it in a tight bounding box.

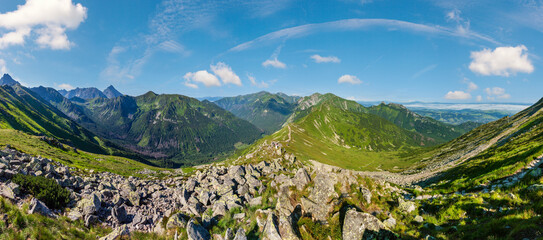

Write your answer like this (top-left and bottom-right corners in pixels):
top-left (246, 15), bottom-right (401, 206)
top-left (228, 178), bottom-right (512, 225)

top-left (186, 219), bottom-right (211, 240)
top-left (278, 214), bottom-right (300, 240)
top-left (28, 198), bottom-right (56, 218)
top-left (128, 191), bottom-right (141, 206)
top-left (293, 168), bottom-right (311, 191)
top-left (360, 187), bottom-right (372, 204)
top-left (233, 228), bottom-right (247, 240)
top-left (399, 201), bottom-right (416, 214)
top-left (224, 228), bottom-right (235, 240)
top-left (99, 225), bottom-right (130, 240)
top-left (249, 196), bottom-right (262, 207)
top-left (167, 213), bottom-right (188, 229)
top-left (77, 193), bottom-right (101, 216)
top-left (0, 183), bottom-right (17, 199)
top-left (414, 215), bottom-right (424, 223)
top-left (262, 212), bottom-right (282, 240)
top-left (342, 209), bottom-right (389, 240)
top-left (111, 205), bottom-right (128, 223)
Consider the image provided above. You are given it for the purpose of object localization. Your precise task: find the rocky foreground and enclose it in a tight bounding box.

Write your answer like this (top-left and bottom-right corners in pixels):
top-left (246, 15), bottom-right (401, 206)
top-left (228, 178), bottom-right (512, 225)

top-left (0, 141), bottom-right (426, 240)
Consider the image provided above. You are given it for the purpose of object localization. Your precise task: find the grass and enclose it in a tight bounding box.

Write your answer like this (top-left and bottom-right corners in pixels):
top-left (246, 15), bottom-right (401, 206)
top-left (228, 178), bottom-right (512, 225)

top-left (0, 129), bottom-right (186, 178)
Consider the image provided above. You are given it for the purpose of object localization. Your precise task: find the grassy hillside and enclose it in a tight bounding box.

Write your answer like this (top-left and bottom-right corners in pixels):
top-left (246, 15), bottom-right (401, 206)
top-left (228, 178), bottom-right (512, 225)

top-left (428, 97), bottom-right (543, 191)
top-left (73, 92), bottom-right (263, 167)
top-left (0, 129), bottom-right (172, 177)
top-left (247, 94), bottom-right (432, 171)
top-left (214, 91), bottom-right (297, 134)
top-left (366, 103), bottom-right (475, 145)
top-left (0, 85), bottom-right (110, 154)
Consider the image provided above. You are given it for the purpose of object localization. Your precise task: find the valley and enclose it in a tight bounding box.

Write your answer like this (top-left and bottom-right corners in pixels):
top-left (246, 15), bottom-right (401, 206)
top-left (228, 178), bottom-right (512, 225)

top-left (0, 77), bottom-right (542, 239)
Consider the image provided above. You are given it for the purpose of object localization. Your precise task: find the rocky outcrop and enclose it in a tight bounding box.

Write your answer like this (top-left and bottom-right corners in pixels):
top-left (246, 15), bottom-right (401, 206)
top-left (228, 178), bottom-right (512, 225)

top-left (342, 208), bottom-right (395, 240)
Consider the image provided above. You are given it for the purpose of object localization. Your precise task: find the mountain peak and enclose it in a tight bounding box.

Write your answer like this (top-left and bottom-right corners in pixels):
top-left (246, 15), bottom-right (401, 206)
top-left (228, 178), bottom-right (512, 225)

top-left (0, 74), bottom-right (19, 86)
top-left (103, 85), bottom-right (123, 99)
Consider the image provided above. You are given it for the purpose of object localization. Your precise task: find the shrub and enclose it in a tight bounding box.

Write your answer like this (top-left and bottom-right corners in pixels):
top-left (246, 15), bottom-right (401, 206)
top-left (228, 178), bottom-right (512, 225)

top-left (12, 174), bottom-right (70, 209)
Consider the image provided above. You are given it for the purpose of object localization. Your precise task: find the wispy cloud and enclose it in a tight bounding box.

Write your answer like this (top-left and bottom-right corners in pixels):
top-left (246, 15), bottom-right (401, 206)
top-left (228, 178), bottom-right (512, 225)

top-left (0, 59), bottom-right (7, 73)
top-left (411, 64), bottom-right (437, 79)
top-left (247, 73), bottom-right (270, 88)
top-left (262, 45), bottom-right (287, 69)
top-left (444, 90), bottom-right (471, 100)
top-left (101, 46), bottom-right (153, 83)
top-left (230, 18), bottom-right (498, 52)
top-left (311, 54), bottom-right (341, 63)
top-left (57, 83), bottom-right (75, 90)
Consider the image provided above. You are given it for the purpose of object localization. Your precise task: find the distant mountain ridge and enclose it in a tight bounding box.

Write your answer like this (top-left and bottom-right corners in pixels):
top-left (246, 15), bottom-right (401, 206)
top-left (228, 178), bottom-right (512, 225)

top-left (214, 91), bottom-right (299, 134)
top-left (59, 85), bottom-right (123, 100)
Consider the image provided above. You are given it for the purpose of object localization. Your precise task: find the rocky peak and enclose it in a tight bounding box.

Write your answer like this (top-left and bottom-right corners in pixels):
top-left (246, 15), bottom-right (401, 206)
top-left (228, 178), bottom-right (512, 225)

top-left (0, 74), bottom-right (19, 86)
top-left (103, 85), bottom-right (123, 99)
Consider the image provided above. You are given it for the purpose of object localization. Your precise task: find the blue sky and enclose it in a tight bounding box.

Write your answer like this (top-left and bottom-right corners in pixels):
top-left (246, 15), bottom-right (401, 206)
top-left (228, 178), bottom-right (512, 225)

top-left (0, 0), bottom-right (542, 103)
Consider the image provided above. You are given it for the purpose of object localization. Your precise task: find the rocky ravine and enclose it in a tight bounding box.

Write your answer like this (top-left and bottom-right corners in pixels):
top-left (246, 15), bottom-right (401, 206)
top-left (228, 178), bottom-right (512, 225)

top-left (0, 142), bottom-right (418, 239)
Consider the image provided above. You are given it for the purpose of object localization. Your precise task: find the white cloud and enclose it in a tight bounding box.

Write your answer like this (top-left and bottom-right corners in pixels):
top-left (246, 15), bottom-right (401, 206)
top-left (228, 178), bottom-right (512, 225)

top-left (469, 45), bottom-right (534, 77)
top-left (0, 0), bottom-right (87, 50)
top-left (57, 83), bottom-right (74, 90)
top-left (444, 91), bottom-right (471, 100)
top-left (476, 95), bottom-right (482, 102)
top-left (183, 70), bottom-right (221, 87)
top-left (310, 54), bottom-right (341, 63)
top-left (210, 62), bottom-right (242, 86)
top-left (262, 45), bottom-right (287, 69)
top-left (338, 74), bottom-right (362, 85)
top-left (247, 73), bottom-right (269, 88)
top-left (485, 87), bottom-right (511, 100)
top-left (230, 18), bottom-right (497, 52)
top-left (262, 58), bottom-right (286, 69)
top-left (0, 59), bottom-right (7, 73)
top-left (467, 81), bottom-right (478, 91)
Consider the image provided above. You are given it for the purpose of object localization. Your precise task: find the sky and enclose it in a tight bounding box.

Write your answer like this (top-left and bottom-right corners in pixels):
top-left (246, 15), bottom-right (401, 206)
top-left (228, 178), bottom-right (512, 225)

top-left (0, 0), bottom-right (542, 104)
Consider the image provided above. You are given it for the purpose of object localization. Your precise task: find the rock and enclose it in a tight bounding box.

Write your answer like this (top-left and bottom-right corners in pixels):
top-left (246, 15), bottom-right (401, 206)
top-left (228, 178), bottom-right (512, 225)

top-left (111, 205), bottom-right (128, 223)
top-left (154, 218), bottom-right (166, 235)
top-left (224, 228), bottom-right (235, 240)
top-left (414, 215), bottom-right (424, 223)
top-left (212, 201), bottom-right (227, 218)
top-left (249, 196), bottom-right (262, 206)
top-left (128, 191), bottom-right (141, 206)
top-left (99, 225), bottom-right (130, 240)
top-left (342, 209), bottom-right (388, 240)
top-left (278, 214), bottom-right (300, 240)
top-left (262, 212), bottom-right (282, 240)
top-left (399, 201), bottom-right (416, 214)
top-left (28, 198), bottom-right (56, 218)
top-left (360, 187), bottom-right (372, 204)
top-left (85, 214), bottom-right (98, 227)
top-left (77, 193), bottom-right (101, 216)
top-left (293, 168), bottom-right (311, 191)
top-left (384, 217), bottom-right (396, 229)
top-left (233, 212), bottom-right (246, 220)
top-left (167, 213), bottom-right (188, 229)
top-left (233, 228), bottom-right (247, 240)
top-left (187, 219), bottom-right (211, 240)
top-left (0, 183), bottom-right (16, 199)
top-left (305, 172), bottom-right (338, 221)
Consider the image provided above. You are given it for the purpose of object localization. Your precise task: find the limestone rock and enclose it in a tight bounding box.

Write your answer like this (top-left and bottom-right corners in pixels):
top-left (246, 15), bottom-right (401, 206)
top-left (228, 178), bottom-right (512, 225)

top-left (187, 219), bottom-right (211, 240)
top-left (342, 209), bottom-right (389, 240)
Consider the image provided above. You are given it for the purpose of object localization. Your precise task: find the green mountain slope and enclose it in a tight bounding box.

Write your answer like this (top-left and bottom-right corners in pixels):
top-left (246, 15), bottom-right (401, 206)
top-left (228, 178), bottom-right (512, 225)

top-left (73, 92), bottom-right (263, 167)
top-left (366, 102), bottom-right (475, 145)
top-left (252, 94), bottom-right (432, 171)
top-left (425, 97), bottom-right (543, 191)
top-left (214, 91), bottom-right (297, 134)
top-left (0, 85), bottom-right (109, 154)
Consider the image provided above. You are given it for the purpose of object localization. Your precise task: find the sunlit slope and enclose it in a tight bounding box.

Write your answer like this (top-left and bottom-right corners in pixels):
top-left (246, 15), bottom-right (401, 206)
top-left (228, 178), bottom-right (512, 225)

top-left (264, 95), bottom-right (431, 171)
top-left (0, 85), bottom-right (110, 154)
top-left (426, 97), bottom-right (543, 190)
